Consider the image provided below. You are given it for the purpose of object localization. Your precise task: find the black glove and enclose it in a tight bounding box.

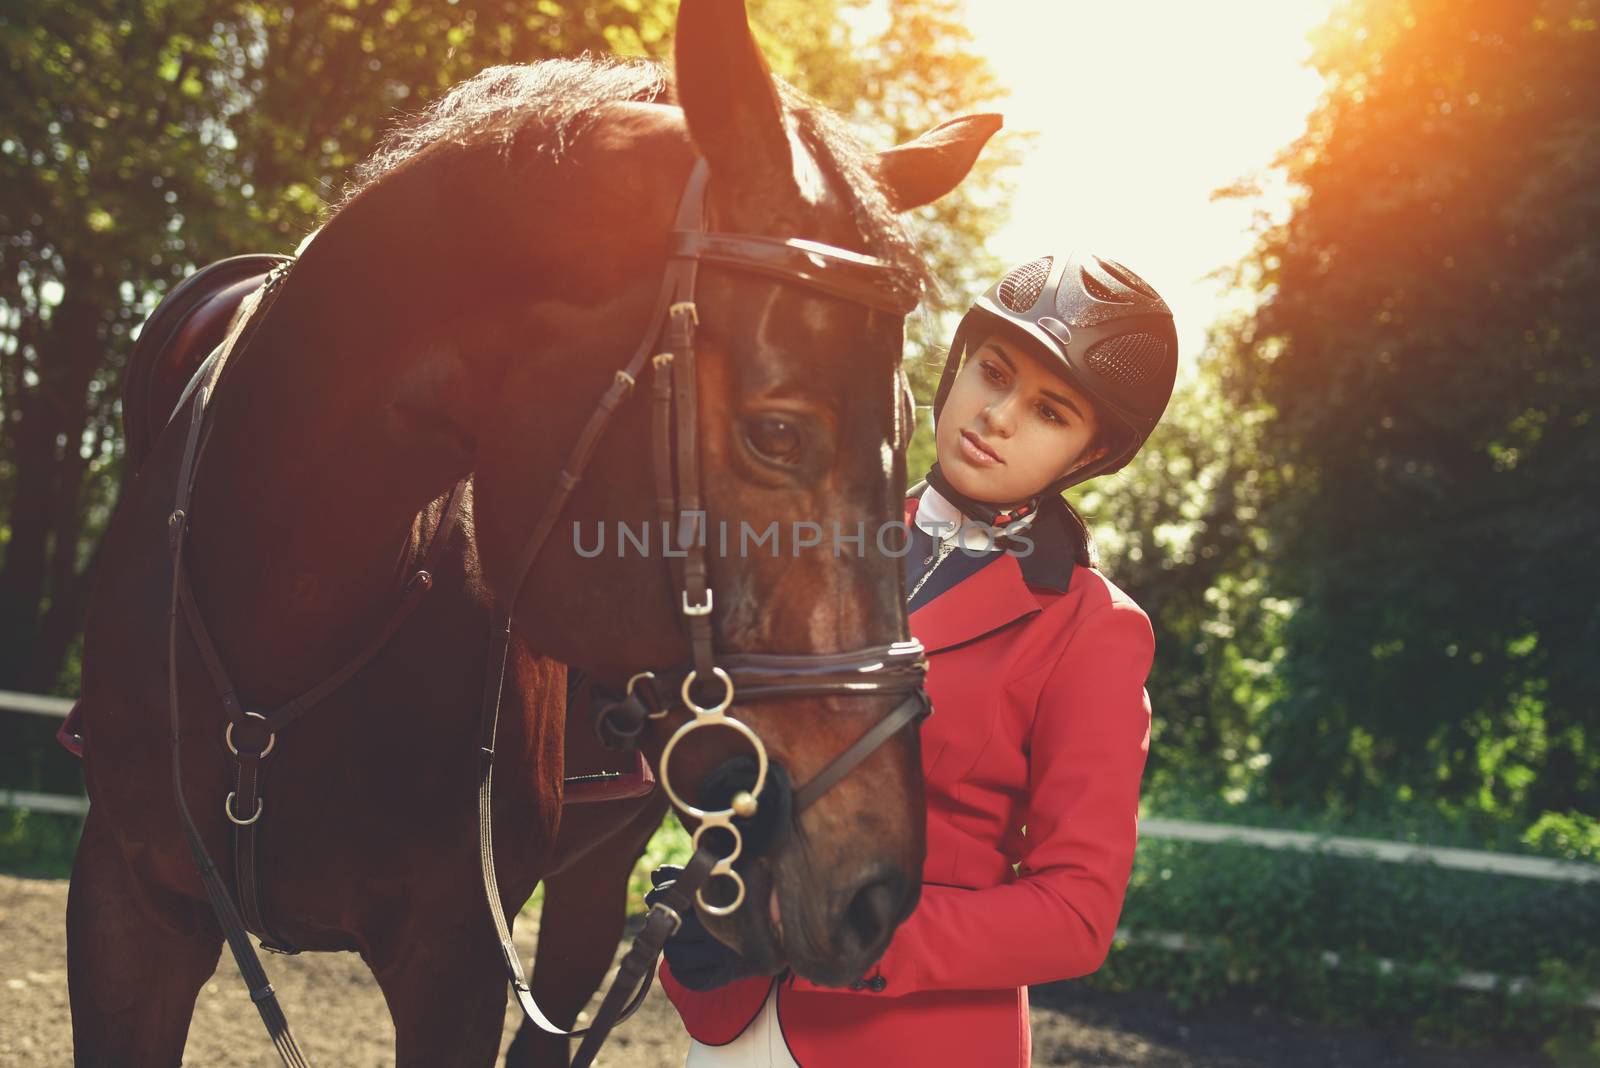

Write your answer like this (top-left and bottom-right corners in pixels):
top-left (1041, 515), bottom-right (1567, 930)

top-left (647, 865), bottom-right (757, 992)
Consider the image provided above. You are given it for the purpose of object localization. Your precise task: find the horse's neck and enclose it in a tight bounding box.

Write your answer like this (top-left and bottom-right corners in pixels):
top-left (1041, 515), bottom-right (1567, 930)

top-left (180, 299), bottom-right (473, 705)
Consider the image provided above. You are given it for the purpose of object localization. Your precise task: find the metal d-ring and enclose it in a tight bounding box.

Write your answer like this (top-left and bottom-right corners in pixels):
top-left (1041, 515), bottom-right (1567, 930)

top-left (225, 710), bottom-right (276, 759)
top-left (680, 666), bottom-right (733, 715)
top-left (225, 791), bottom-right (264, 826)
top-left (627, 670), bottom-right (670, 720)
top-left (700, 869), bottom-right (746, 916)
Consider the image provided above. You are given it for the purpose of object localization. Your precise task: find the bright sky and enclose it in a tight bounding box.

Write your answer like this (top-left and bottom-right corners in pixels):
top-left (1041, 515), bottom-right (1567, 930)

top-left (913, 0), bottom-right (1340, 363)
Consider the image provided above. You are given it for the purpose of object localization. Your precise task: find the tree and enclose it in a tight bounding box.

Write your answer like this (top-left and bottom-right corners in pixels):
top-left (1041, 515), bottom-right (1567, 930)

top-left (1074, 318), bottom-right (1289, 801)
top-left (1221, 0), bottom-right (1600, 824)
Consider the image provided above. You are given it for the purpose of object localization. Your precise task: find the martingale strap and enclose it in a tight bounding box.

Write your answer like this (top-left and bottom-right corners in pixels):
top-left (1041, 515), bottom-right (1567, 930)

top-left (167, 290), bottom-right (310, 1068)
top-left (474, 160), bottom-right (714, 1051)
top-left (166, 267), bottom-right (466, 1065)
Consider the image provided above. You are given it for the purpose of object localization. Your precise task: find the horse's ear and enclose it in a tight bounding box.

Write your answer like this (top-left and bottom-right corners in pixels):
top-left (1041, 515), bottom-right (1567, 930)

top-left (673, 0), bottom-right (800, 210)
top-left (873, 114), bottom-right (1004, 212)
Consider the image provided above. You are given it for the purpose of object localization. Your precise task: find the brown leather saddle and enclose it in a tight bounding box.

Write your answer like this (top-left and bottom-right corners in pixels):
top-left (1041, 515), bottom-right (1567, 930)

top-left (122, 253), bottom-right (291, 467)
top-left (57, 254), bottom-right (292, 759)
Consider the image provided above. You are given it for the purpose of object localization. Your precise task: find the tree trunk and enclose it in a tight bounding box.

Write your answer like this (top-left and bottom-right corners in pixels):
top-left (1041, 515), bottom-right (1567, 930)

top-left (0, 265), bottom-right (108, 693)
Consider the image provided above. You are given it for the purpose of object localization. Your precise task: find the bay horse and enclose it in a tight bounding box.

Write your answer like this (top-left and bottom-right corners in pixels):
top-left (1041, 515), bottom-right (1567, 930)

top-left (65, 2), bottom-right (1001, 1065)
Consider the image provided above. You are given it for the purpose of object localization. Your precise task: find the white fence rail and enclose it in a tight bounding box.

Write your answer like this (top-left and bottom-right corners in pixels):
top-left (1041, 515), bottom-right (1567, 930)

top-left (0, 788), bottom-right (87, 816)
top-left (4, 690), bottom-right (1598, 1009)
top-left (1140, 817), bottom-right (1600, 884)
top-left (2, 689), bottom-right (86, 815)
top-left (1, 689), bottom-right (73, 718)
top-left (7, 689), bottom-right (1593, 880)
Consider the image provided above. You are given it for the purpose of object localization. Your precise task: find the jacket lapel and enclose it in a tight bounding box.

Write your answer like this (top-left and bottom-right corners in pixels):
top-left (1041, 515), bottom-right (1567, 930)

top-left (904, 497), bottom-right (1043, 654)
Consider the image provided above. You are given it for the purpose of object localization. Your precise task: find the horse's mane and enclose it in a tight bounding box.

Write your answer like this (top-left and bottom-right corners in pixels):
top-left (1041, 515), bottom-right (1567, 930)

top-left (343, 56), bottom-right (931, 301)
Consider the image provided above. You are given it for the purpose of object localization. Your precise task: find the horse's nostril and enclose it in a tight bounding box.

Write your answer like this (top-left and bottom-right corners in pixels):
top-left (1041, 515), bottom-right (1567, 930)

top-left (844, 872), bottom-right (907, 952)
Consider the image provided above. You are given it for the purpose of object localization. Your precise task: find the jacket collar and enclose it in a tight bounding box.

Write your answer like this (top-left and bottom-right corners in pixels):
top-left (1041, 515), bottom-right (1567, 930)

top-left (904, 490), bottom-right (1077, 654)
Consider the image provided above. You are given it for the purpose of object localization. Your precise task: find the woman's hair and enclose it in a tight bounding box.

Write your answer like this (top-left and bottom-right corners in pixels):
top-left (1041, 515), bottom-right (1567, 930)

top-left (1051, 412), bottom-right (1139, 569)
top-left (992, 492), bottom-right (1094, 569)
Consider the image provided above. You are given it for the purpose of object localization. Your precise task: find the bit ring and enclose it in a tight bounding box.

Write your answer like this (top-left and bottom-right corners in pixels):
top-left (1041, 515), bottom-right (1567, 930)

top-left (658, 714), bottom-right (769, 820)
top-left (225, 711), bottom-right (276, 759)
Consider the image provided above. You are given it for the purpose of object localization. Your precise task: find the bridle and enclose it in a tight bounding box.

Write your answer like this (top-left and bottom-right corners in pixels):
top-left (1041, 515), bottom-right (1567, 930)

top-left (163, 156), bottom-right (933, 1068)
top-left (478, 157), bottom-right (935, 1066)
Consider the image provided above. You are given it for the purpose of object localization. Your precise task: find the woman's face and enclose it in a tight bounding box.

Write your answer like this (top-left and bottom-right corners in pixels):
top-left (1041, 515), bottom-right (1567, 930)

top-left (934, 332), bottom-right (1105, 507)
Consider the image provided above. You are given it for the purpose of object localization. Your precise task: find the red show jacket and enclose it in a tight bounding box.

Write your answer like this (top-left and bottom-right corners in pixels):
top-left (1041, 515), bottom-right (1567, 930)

top-left (662, 493), bottom-right (1155, 1067)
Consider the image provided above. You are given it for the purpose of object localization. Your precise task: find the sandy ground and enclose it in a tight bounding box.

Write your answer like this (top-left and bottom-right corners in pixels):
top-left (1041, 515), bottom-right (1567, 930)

top-left (1, 874), bottom-right (1552, 1067)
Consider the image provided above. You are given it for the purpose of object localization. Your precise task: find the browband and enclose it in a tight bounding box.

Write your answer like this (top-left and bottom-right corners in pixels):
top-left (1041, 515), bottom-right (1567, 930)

top-left (669, 231), bottom-right (919, 316)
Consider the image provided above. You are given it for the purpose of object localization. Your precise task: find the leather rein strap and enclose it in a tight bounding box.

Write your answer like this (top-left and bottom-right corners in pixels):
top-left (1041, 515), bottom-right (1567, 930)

top-left (478, 158), bottom-right (932, 1068)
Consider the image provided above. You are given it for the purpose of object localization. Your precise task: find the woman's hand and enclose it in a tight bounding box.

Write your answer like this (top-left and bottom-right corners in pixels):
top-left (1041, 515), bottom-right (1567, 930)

top-left (647, 866), bottom-right (758, 992)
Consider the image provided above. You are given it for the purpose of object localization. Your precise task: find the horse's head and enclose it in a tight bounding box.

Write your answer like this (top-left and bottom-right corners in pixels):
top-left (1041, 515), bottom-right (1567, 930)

top-left (344, 2), bottom-right (999, 984)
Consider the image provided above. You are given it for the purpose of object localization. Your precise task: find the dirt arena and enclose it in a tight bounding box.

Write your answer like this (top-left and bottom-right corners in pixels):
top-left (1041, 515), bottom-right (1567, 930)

top-left (1, 874), bottom-right (1549, 1066)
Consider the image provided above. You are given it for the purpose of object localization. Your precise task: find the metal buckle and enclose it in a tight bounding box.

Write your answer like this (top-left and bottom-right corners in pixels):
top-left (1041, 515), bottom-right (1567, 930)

top-left (649, 901), bottom-right (684, 938)
top-left (668, 301), bottom-right (699, 325)
top-left (225, 711), bottom-right (276, 759)
top-left (681, 588), bottom-right (713, 617)
top-left (225, 791), bottom-right (264, 826)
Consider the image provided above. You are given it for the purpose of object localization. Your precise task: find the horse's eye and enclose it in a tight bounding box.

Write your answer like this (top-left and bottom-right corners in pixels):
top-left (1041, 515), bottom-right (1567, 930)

top-left (745, 415), bottom-right (803, 464)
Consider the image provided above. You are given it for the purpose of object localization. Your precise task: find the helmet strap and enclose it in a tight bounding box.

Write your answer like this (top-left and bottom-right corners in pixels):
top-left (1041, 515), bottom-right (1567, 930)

top-left (923, 462), bottom-right (1043, 530)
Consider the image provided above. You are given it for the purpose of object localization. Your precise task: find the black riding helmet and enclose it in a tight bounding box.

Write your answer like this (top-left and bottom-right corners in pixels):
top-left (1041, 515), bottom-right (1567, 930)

top-left (931, 251), bottom-right (1180, 496)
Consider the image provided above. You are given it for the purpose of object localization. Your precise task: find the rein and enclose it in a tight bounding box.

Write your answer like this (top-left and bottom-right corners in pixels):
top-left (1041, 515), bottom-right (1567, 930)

top-left (481, 157), bottom-right (932, 1068)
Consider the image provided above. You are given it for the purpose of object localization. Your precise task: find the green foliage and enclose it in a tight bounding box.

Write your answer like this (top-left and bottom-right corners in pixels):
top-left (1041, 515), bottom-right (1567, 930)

top-left (1523, 810), bottom-right (1600, 865)
top-left (0, 808), bottom-right (81, 878)
top-left (1074, 334), bottom-right (1286, 800)
top-left (1069, 0), bottom-right (1600, 843)
top-left (626, 813), bottom-right (693, 914)
top-left (1092, 838), bottom-right (1600, 1059)
top-left (1215, 0), bottom-right (1600, 821)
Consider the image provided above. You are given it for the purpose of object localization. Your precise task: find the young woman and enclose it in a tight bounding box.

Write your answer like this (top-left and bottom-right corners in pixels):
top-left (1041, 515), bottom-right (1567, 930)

top-left (652, 251), bottom-right (1179, 1067)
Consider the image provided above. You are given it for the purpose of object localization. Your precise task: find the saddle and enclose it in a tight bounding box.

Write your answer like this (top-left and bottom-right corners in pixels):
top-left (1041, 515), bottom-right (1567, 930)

top-left (121, 254), bottom-right (291, 467)
top-left (57, 254), bottom-right (290, 759)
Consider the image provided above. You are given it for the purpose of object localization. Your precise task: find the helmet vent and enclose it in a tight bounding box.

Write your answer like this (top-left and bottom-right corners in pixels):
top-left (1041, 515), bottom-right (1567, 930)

top-left (1098, 257), bottom-right (1160, 299)
top-left (1085, 332), bottom-right (1168, 388)
top-left (1081, 267), bottom-right (1123, 303)
top-left (996, 257), bottom-right (1052, 312)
